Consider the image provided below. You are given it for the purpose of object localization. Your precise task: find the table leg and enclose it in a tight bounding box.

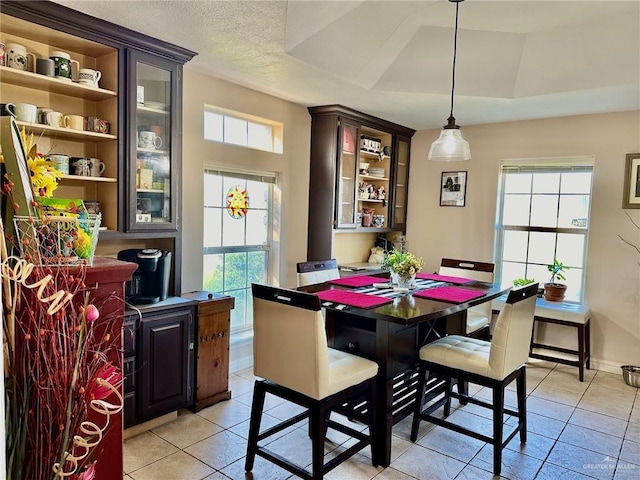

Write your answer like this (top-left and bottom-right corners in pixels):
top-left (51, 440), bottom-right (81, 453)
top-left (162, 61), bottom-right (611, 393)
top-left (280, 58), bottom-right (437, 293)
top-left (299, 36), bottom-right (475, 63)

top-left (375, 378), bottom-right (394, 467)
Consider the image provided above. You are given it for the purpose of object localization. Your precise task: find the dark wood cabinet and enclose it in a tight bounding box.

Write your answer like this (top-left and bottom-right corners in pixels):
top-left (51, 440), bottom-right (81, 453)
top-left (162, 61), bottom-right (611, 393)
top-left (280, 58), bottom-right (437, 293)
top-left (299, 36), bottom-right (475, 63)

top-left (124, 297), bottom-right (196, 428)
top-left (182, 291), bottom-right (235, 412)
top-left (307, 105), bottom-right (415, 261)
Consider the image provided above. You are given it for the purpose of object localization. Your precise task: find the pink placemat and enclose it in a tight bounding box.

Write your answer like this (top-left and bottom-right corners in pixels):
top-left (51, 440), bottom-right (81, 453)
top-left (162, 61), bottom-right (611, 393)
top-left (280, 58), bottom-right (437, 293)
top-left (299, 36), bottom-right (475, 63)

top-left (413, 286), bottom-right (485, 304)
top-left (415, 273), bottom-right (475, 285)
top-left (316, 289), bottom-right (392, 309)
top-left (328, 275), bottom-right (384, 288)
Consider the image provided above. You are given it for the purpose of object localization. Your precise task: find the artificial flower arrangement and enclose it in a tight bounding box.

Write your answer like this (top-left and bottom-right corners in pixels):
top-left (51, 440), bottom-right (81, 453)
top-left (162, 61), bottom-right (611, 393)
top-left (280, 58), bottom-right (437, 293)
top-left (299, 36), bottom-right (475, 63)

top-left (20, 127), bottom-right (62, 198)
top-left (2, 121), bottom-right (120, 479)
top-left (382, 249), bottom-right (424, 277)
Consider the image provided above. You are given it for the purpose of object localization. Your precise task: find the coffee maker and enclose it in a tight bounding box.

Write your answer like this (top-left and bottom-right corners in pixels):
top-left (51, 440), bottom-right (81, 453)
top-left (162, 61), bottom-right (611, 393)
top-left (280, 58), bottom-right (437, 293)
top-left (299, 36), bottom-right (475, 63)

top-left (118, 248), bottom-right (171, 305)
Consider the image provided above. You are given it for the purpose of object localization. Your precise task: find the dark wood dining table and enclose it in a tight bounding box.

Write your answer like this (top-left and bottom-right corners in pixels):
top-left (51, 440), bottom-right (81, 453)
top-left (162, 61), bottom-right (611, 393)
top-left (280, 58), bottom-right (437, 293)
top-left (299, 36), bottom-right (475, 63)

top-left (299, 275), bottom-right (510, 467)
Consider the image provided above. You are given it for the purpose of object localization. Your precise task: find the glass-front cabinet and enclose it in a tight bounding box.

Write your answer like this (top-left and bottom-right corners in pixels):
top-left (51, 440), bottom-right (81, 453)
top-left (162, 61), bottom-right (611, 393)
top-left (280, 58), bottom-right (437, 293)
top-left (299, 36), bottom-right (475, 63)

top-left (390, 136), bottom-right (411, 229)
top-left (127, 50), bottom-right (180, 231)
top-left (335, 120), bottom-right (359, 228)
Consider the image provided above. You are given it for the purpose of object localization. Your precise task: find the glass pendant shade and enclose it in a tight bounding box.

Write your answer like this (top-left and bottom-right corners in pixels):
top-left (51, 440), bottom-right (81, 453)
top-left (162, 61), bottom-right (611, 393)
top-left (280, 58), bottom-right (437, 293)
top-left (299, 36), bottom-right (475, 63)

top-left (428, 126), bottom-right (471, 162)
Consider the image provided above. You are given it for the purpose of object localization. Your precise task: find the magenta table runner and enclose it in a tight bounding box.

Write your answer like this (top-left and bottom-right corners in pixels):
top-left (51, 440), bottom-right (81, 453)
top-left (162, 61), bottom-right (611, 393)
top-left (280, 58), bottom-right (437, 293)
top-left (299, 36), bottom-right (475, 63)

top-left (316, 289), bottom-right (392, 309)
top-left (413, 286), bottom-right (485, 304)
top-left (328, 275), bottom-right (384, 288)
top-left (415, 273), bottom-right (475, 285)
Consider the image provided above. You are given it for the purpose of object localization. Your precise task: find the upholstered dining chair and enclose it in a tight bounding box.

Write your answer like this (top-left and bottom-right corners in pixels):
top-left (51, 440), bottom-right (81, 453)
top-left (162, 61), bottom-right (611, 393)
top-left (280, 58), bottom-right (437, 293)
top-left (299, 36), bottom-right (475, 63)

top-left (410, 283), bottom-right (538, 476)
top-left (296, 259), bottom-right (340, 287)
top-left (246, 283), bottom-right (379, 480)
top-left (439, 258), bottom-right (495, 338)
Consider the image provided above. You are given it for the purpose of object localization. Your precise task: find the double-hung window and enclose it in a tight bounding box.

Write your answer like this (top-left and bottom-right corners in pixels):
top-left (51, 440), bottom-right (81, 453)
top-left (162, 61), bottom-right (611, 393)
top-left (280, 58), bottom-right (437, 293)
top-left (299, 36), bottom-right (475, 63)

top-left (494, 158), bottom-right (594, 302)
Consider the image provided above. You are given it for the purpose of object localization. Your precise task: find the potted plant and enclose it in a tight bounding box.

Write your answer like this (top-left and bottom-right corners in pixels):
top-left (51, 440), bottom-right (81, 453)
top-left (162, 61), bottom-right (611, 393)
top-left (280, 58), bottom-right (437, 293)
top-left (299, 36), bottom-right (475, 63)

top-left (382, 249), bottom-right (423, 288)
top-left (544, 259), bottom-right (569, 302)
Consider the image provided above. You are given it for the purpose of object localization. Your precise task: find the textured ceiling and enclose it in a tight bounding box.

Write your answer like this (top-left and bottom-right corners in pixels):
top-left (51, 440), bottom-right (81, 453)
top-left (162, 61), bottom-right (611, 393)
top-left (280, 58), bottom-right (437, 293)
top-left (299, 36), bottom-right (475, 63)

top-left (55, 0), bottom-right (640, 130)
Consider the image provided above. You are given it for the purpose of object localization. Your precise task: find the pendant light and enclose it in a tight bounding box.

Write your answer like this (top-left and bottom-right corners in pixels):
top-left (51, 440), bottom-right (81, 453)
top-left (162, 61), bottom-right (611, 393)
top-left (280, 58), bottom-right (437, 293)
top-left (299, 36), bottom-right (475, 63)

top-left (428, 0), bottom-right (471, 161)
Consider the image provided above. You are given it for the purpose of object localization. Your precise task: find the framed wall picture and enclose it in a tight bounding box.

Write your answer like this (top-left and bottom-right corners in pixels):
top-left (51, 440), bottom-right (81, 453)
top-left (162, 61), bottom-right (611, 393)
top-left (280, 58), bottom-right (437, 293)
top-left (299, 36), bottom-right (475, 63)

top-left (623, 153), bottom-right (640, 209)
top-left (440, 171), bottom-right (467, 207)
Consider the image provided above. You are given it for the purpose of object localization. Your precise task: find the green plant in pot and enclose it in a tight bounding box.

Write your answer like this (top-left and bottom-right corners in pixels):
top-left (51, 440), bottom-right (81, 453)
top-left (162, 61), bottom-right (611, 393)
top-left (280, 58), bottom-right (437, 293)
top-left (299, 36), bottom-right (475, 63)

top-left (544, 259), bottom-right (569, 302)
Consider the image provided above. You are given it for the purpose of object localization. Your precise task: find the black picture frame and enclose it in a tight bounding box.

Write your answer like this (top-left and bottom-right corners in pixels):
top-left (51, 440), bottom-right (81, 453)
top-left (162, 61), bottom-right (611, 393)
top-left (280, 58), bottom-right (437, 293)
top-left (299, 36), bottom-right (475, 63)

top-left (622, 153), bottom-right (640, 209)
top-left (440, 171), bottom-right (467, 207)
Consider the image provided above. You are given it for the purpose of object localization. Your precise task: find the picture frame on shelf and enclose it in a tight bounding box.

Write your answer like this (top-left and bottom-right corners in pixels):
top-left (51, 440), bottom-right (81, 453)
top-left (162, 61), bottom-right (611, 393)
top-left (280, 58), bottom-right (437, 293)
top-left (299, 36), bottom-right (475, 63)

top-left (622, 153), bottom-right (640, 209)
top-left (440, 171), bottom-right (467, 207)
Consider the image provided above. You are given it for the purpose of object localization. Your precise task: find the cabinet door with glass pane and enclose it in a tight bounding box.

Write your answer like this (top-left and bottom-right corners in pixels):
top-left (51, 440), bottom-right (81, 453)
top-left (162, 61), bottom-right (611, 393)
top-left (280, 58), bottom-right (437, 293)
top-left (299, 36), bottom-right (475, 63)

top-left (335, 120), bottom-right (359, 228)
top-left (390, 135), bottom-right (411, 229)
top-left (127, 49), bottom-right (180, 231)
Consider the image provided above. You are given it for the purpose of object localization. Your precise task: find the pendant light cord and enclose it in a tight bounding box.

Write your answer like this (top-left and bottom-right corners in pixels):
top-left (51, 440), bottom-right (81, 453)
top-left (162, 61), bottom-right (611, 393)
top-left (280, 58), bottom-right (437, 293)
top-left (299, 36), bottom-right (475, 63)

top-left (449, 0), bottom-right (459, 120)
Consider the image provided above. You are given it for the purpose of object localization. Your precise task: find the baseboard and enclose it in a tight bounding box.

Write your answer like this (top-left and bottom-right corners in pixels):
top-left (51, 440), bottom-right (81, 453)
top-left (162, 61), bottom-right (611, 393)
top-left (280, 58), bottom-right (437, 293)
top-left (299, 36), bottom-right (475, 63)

top-left (590, 357), bottom-right (627, 376)
top-left (124, 411), bottom-right (177, 440)
top-left (229, 333), bottom-right (253, 374)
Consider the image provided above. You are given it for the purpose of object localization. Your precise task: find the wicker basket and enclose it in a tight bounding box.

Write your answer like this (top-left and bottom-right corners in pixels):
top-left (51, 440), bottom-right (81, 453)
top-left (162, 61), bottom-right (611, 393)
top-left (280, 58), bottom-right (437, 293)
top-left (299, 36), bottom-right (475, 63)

top-left (13, 213), bottom-right (101, 266)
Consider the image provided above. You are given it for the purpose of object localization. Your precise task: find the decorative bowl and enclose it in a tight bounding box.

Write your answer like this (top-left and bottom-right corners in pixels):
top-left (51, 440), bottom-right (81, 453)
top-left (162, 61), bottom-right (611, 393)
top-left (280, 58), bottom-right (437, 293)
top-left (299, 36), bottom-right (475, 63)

top-left (621, 365), bottom-right (640, 387)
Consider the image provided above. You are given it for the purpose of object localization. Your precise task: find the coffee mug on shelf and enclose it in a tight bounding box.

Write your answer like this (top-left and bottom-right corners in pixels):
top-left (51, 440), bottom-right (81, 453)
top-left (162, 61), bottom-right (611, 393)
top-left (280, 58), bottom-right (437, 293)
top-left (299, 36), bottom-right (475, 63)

top-left (44, 110), bottom-right (64, 127)
top-left (12, 103), bottom-right (37, 123)
top-left (37, 107), bottom-right (52, 124)
top-left (0, 42), bottom-right (5, 66)
top-left (63, 114), bottom-right (85, 130)
top-left (35, 58), bottom-right (55, 77)
top-left (0, 103), bottom-right (16, 117)
top-left (5, 43), bottom-right (35, 71)
top-left (138, 130), bottom-right (162, 150)
top-left (50, 50), bottom-right (79, 81)
top-left (70, 157), bottom-right (91, 176)
top-left (46, 154), bottom-right (69, 175)
top-left (88, 158), bottom-right (105, 177)
top-left (78, 68), bottom-right (102, 87)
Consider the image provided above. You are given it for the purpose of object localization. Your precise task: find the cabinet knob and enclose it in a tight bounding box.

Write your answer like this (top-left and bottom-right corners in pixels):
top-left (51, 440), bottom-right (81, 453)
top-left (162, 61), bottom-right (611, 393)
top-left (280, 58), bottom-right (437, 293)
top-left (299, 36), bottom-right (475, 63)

top-left (348, 342), bottom-right (359, 350)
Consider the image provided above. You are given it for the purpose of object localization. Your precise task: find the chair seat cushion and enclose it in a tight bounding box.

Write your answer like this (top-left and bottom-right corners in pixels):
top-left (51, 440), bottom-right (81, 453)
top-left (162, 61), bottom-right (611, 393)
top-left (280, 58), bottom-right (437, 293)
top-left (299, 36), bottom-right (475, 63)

top-left (324, 348), bottom-right (378, 399)
top-left (419, 335), bottom-right (493, 378)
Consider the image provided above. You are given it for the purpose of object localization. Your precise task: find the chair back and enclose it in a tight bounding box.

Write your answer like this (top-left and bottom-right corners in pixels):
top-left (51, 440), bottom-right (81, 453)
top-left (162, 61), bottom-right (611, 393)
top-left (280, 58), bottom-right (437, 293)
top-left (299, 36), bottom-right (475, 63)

top-left (296, 259), bottom-right (340, 287)
top-left (252, 283), bottom-right (329, 398)
top-left (488, 283), bottom-right (539, 379)
top-left (439, 258), bottom-right (495, 332)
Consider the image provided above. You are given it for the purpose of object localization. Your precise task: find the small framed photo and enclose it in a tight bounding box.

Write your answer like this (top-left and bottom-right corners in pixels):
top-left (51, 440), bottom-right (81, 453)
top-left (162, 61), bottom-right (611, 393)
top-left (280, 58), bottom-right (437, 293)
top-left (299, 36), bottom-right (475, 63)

top-left (440, 171), bottom-right (467, 207)
top-left (623, 153), bottom-right (640, 209)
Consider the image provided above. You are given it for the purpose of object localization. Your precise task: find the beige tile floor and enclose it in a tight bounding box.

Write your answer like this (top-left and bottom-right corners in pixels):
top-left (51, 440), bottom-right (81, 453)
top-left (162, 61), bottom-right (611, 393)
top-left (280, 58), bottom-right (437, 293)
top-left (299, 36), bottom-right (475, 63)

top-left (124, 360), bottom-right (640, 480)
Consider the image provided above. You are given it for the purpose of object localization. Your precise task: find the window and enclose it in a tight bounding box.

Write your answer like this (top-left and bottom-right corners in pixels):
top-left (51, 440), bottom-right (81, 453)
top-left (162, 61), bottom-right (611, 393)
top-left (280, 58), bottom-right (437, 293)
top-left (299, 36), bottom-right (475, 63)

top-left (494, 159), bottom-right (594, 302)
top-left (204, 106), bottom-right (283, 153)
top-left (203, 169), bottom-right (275, 332)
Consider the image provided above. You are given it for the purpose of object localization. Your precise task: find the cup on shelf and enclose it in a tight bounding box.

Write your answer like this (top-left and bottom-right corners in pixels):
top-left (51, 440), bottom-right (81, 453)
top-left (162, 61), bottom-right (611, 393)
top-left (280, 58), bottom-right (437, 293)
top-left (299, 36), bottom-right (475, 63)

top-left (44, 110), bottom-right (64, 127)
top-left (0, 42), bottom-right (5, 66)
top-left (0, 103), bottom-right (16, 117)
top-left (37, 107), bottom-right (52, 124)
top-left (88, 158), bottom-right (105, 177)
top-left (12, 103), bottom-right (37, 123)
top-left (70, 157), bottom-right (91, 176)
top-left (35, 58), bottom-right (56, 77)
top-left (46, 154), bottom-right (70, 175)
top-left (138, 130), bottom-right (162, 150)
top-left (49, 50), bottom-right (79, 81)
top-left (84, 201), bottom-right (101, 215)
top-left (78, 68), bottom-right (102, 88)
top-left (64, 114), bottom-right (85, 130)
top-left (5, 43), bottom-right (35, 71)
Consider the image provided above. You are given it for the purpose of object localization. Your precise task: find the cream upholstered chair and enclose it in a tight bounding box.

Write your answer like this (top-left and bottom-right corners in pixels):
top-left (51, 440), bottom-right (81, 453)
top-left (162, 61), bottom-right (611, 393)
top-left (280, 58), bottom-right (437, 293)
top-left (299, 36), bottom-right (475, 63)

top-left (410, 283), bottom-right (538, 476)
top-left (246, 284), bottom-right (379, 480)
top-left (296, 259), bottom-right (340, 287)
top-left (439, 258), bottom-right (495, 338)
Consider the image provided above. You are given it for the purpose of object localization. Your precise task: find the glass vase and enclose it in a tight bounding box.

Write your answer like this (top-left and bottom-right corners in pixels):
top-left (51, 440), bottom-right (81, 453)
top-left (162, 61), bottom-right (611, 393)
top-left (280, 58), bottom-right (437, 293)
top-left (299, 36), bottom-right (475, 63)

top-left (395, 273), bottom-right (415, 289)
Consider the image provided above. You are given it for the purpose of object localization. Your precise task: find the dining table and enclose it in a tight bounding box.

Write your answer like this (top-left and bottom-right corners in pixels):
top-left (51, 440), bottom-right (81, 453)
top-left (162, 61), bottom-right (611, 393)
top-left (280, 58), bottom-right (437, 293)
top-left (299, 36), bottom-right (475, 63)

top-left (298, 272), bottom-right (510, 467)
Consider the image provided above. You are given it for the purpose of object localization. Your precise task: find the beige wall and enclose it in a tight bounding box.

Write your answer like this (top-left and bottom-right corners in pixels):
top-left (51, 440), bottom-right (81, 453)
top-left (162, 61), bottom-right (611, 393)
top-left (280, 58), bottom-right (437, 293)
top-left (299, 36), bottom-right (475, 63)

top-left (181, 69), bottom-right (311, 293)
top-left (407, 111), bottom-right (640, 370)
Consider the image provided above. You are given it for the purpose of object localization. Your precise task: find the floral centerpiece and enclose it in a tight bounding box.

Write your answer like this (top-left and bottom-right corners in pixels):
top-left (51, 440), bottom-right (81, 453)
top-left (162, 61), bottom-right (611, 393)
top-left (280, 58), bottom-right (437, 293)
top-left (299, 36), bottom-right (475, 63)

top-left (382, 249), bottom-right (423, 288)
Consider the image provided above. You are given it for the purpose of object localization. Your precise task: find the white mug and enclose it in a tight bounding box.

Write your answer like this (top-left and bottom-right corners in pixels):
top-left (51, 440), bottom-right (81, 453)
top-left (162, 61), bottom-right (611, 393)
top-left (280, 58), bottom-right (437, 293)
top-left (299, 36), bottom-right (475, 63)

top-left (12, 103), bottom-right (37, 123)
top-left (78, 68), bottom-right (102, 87)
top-left (5, 43), bottom-right (35, 71)
top-left (138, 131), bottom-right (162, 150)
top-left (88, 158), bottom-right (105, 177)
top-left (37, 107), bottom-right (53, 124)
top-left (45, 111), bottom-right (64, 127)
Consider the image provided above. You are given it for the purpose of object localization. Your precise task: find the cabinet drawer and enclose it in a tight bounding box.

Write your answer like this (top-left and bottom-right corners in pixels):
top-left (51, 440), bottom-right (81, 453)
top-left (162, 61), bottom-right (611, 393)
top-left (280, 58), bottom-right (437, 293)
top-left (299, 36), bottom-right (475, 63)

top-left (123, 356), bottom-right (136, 393)
top-left (123, 317), bottom-right (137, 357)
top-left (331, 326), bottom-right (376, 361)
